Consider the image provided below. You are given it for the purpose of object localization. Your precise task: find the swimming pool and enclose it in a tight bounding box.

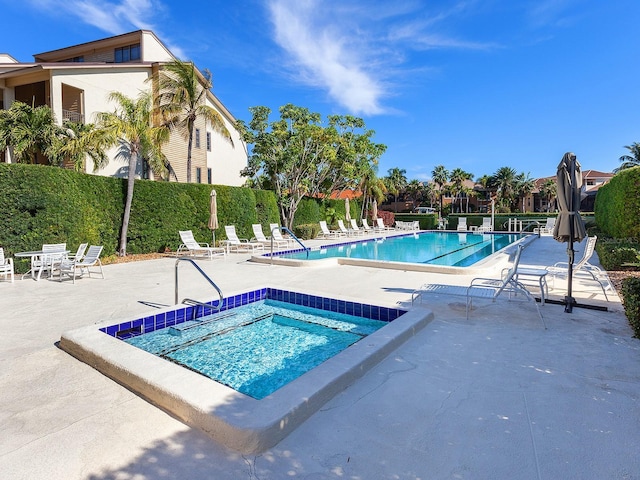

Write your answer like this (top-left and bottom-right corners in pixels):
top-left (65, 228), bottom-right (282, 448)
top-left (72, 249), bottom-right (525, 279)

top-left (60, 287), bottom-right (431, 453)
top-left (125, 299), bottom-right (388, 400)
top-left (255, 231), bottom-right (527, 274)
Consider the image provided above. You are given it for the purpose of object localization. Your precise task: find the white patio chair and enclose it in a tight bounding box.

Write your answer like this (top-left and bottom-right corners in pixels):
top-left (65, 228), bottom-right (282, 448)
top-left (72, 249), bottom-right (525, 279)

top-left (221, 225), bottom-right (265, 253)
top-left (412, 244), bottom-right (545, 327)
top-left (0, 248), bottom-right (14, 283)
top-left (456, 217), bottom-right (468, 231)
top-left (546, 236), bottom-right (611, 300)
top-left (177, 230), bottom-right (225, 259)
top-left (317, 221), bottom-right (343, 238)
top-left (32, 243), bottom-right (67, 280)
top-left (477, 217), bottom-right (492, 232)
top-left (251, 224), bottom-right (289, 249)
top-left (376, 218), bottom-right (393, 231)
top-left (337, 219), bottom-right (362, 237)
top-left (269, 224), bottom-right (298, 248)
top-left (67, 243), bottom-right (88, 262)
top-left (349, 219), bottom-right (367, 236)
top-left (361, 219), bottom-right (375, 233)
top-left (59, 245), bottom-right (104, 283)
top-left (536, 217), bottom-right (556, 235)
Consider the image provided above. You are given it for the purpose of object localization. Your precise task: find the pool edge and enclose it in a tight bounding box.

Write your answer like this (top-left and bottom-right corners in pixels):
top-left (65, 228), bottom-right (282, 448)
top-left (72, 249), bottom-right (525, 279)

top-left (59, 298), bottom-right (433, 454)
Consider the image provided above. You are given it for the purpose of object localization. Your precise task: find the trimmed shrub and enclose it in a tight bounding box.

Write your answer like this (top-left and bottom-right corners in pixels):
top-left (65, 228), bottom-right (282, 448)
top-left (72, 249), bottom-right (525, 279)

top-left (595, 167), bottom-right (640, 241)
top-left (595, 238), bottom-right (640, 270)
top-left (621, 277), bottom-right (640, 338)
top-left (293, 223), bottom-right (319, 240)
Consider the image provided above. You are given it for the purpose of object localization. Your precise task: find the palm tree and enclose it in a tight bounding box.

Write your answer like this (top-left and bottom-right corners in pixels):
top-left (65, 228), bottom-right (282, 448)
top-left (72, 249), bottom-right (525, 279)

top-left (153, 59), bottom-right (232, 183)
top-left (450, 168), bottom-right (473, 213)
top-left (95, 91), bottom-right (170, 256)
top-left (385, 167), bottom-right (407, 212)
top-left (49, 121), bottom-right (111, 172)
top-left (539, 178), bottom-right (557, 212)
top-left (0, 101), bottom-right (60, 164)
top-left (405, 179), bottom-right (424, 210)
top-left (490, 166), bottom-right (518, 211)
top-left (515, 172), bottom-right (536, 212)
top-left (614, 143), bottom-right (640, 172)
top-left (431, 165), bottom-right (449, 215)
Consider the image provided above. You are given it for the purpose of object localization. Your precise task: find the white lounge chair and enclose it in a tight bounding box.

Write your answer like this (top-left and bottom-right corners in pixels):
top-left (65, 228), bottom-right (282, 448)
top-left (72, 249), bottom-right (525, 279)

top-left (376, 218), bottom-right (393, 231)
top-left (350, 219), bottom-right (368, 236)
top-left (269, 224), bottom-right (298, 248)
top-left (59, 245), bottom-right (104, 283)
top-left (177, 230), bottom-right (226, 259)
top-left (546, 236), bottom-right (611, 300)
top-left (456, 217), bottom-right (468, 231)
top-left (477, 217), bottom-right (492, 232)
top-left (222, 225), bottom-right (265, 253)
top-left (361, 219), bottom-right (376, 233)
top-left (412, 244), bottom-right (544, 327)
top-left (338, 219), bottom-right (363, 237)
top-left (0, 248), bottom-right (14, 283)
top-left (535, 218), bottom-right (556, 235)
top-left (251, 224), bottom-right (289, 249)
top-left (318, 221), bottom-right (343, 238)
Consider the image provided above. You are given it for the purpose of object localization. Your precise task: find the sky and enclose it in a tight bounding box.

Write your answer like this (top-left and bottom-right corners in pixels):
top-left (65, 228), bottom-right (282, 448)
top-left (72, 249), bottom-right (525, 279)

top-left (1, 0), bottom-right (639, 181)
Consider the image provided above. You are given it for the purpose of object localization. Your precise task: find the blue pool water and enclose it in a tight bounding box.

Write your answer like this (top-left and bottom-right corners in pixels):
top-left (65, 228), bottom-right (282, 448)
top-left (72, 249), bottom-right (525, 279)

top-left (125, 299), bottom-right (388, 399)
top-left (280, 231), bottom-right (523, 267)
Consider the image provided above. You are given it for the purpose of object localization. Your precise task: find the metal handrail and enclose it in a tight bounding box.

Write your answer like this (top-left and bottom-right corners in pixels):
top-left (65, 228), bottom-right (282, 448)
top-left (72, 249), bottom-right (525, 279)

top-left (270, 226), bottom-right (309, 265)
top-left (174, 258), bottom-right (223, 314)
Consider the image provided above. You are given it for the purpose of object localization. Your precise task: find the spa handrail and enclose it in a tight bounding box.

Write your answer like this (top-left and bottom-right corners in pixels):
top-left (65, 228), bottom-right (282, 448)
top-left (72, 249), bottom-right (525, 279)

top-left (175, 257), bottom-right (223, 312)
top-left (270, 226), bottom-right (309, 264)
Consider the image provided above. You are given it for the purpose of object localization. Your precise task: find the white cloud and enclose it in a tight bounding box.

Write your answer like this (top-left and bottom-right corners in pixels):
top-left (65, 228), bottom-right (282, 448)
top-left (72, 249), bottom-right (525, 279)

top-left (268, 0), bottom-right (386, 115)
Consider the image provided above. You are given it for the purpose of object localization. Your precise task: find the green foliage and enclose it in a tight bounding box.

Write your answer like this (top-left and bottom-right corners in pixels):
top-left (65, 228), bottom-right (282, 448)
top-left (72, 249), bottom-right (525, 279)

top-left (595, 167), bottom-right (640, 241)
top-left (293, 224), bottom-right (319, 240)
top-left (395, 213), bottom-right (438, 229)
top-left (293, 198), bottom-right (322, 227)
top-left (0, 163), bottom-right (280, 271)
top-left (595, 238), bottom-right (640, 270)
top-left (621, 277), bottom-right (640, 338)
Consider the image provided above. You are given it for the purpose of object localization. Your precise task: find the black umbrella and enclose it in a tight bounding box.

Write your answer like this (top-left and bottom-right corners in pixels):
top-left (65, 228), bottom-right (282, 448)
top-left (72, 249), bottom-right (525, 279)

top-left (552, 152), bottom-right (587, 313)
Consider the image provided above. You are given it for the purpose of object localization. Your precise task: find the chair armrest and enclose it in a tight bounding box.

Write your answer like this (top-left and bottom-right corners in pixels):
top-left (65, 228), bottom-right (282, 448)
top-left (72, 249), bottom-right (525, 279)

top-left (196, 242), bottom-right (211, 248)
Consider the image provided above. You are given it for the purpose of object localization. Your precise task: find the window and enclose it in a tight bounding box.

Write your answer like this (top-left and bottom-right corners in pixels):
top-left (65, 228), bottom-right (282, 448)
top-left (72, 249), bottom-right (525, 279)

top-left (61, 56), bottom-right (84, 62)
top-left (196, 167), bottom-right (202, 184)
top-left (206, 132), bottom-right (211, 151)
top-left (114, 43), bottom-right (141, 63)
top-left (195, 128), bottom-right (201, 148)
top-left (207, 168), bottom-right (212, 184)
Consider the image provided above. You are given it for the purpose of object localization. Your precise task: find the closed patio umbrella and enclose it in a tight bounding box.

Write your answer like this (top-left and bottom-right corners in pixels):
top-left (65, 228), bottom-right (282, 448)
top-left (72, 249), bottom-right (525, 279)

top-left (553, 152), bottom-right (587, 313)
top-left (371, 199), bottom-right (378, 222)
top-left (208, 189), bottom-right (219, 246)
top-left (345, 197), bottom-right (351, 222)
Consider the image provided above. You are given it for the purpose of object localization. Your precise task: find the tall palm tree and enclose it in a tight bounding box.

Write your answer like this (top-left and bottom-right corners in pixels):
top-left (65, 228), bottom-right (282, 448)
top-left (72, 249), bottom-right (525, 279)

top-left (153, 59), bottom-right (232, 183)
top-left (405, 179), bottom-right (424, 210)
top-left (515, 172), bottom-right (535, 212)
top-left (614, 143), bottom-right (640, 172)
top-left (95, 91), bottom-right (170, 256)
top-left (385, 167), bottom-right (407, 212)
top-left (450, 168), bottom-right (473, 213)
top-left (540, 178), bottom-right (557, 212)
top-left (490, 166), bottom-right (517, 211)
top-left (431, 165), bottom-right (449, 215)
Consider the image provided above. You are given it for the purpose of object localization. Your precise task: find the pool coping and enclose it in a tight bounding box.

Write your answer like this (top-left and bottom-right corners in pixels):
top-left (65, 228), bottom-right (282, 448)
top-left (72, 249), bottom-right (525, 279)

top-left (250, 232), bottom-right (538, 275)
top-left (59, 288), bottom-right (433, 454)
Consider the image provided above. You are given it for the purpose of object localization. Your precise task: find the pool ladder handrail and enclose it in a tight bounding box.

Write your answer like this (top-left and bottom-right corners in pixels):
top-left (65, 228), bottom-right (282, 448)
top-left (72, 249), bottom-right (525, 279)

top-left (270, 226), bottom-right (309, 264)
top-left (175, 258), bottom-right (223, 315)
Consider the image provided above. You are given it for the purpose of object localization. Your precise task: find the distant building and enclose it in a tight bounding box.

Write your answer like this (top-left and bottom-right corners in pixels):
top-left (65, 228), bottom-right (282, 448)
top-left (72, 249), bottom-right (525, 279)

top-left (0, 30), bottom-right (247, 185)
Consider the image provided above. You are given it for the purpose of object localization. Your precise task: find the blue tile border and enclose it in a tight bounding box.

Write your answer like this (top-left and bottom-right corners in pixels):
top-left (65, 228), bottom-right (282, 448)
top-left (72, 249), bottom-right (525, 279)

top-left (100, 287), bottom-right (407, 339)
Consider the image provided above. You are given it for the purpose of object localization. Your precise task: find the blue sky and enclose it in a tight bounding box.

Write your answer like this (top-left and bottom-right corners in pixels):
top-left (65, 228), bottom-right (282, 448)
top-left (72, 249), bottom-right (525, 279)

top-left (1, 0), bottom-right (638, 181)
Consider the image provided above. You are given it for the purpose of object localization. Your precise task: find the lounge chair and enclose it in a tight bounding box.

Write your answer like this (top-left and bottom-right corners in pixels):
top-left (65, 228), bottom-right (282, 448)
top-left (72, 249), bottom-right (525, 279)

top-left (456, 217), bottom-right (468, 231)
top-left (535, 218), bottom-right (556, 235)
top-left (546, 236), bottom-right (611, 300)
top-left (222, 225), bottom-right (265, 253)
top-left (177, 230), bottom-right (226, 259)
top-left (361, 219), bottom-right (374, 233)
top-left (376, 218), bottom-right (393, 231)
top-left (59, 245), bottom-right (104, 283)
top-left (269, 224), bottom-right (298, 248)
top-left (412, 244), bottom-right (544, 327)
top-left (350, 219), bottom-right (368, 236)
top-left (477, 217), bottom-right (492, 232)
top-left (338, 219), bottom-right (363, 237)
top-left (251, 224), bottom-right (289, 249)
top-left (318, 221), bottom-right (343, 238)
top-left (0, 248), bottom-right (14, 283)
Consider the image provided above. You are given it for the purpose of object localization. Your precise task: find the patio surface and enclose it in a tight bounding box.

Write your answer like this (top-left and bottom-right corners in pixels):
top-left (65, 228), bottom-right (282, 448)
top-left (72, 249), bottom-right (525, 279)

top-left (1, 234), bottom-right (638, 479)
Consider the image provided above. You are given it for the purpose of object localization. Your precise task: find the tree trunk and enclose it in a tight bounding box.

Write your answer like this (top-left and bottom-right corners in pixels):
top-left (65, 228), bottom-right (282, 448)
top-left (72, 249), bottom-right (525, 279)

top-left (186, 126), bottom-right (194, 183)
top-left (119, 151), bottom-right (137, 256)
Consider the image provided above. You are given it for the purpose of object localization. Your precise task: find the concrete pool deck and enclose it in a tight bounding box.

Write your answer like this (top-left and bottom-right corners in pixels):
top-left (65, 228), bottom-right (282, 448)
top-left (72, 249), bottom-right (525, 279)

top-left (1, 234), bottom-right (639, 479)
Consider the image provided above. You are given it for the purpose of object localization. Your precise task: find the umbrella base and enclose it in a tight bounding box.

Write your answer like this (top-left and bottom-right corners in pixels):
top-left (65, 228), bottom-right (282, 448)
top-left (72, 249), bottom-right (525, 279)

top-left (542, 297), bottom-right (608, 312)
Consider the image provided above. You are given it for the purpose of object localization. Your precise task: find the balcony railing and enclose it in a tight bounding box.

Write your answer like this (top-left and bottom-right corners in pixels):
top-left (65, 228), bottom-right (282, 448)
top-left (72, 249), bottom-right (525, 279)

top-left (62, 109), bottom-right (84, 124)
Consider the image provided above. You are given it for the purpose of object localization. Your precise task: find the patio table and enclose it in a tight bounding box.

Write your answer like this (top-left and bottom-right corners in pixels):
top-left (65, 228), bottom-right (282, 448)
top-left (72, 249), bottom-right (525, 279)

top-left (15, 249), bottom-right (69, 281)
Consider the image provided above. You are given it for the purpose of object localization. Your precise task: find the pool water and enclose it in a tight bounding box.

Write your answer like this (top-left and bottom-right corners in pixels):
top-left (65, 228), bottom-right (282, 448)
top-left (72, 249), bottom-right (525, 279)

top-left (280, 231), bottom-right (523, 266)
top-left (126, 300), bottom-right (387, 399)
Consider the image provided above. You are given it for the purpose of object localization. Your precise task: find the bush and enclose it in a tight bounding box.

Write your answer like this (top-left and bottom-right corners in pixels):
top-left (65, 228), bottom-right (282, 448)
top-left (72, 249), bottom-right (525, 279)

top-left (595, 167), bottom-right (640, 241)
top-left (293, 223), bottom-right (319, 240)
top-left (621, 277), bottom-right (640, 337)
top-left (595, 238), bottom-right (640, 270)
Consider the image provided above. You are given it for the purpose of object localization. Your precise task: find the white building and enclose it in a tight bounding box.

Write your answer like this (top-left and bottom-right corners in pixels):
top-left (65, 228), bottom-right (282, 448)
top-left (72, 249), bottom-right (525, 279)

top-left (0, 30), bottom-right (247, 186)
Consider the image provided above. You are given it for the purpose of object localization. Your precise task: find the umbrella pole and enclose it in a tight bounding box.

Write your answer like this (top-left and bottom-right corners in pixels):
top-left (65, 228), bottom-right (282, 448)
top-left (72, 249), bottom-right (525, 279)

top-left (565, 158), bottom-right (577, 313)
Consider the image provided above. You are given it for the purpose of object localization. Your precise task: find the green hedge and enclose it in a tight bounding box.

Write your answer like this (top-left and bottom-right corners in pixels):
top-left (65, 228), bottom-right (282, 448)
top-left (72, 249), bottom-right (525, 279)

top-left (595, 167), bottom-right (640, 241)
top-left (0, 163), bottom-right (280, 271)
top-left (622, 277), bottom-right (640, 338)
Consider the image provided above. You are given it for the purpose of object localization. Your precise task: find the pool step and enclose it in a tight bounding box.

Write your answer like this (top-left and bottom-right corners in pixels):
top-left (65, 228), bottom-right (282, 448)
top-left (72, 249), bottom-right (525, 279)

top-left (169, 311), bottom-right (238, 336)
